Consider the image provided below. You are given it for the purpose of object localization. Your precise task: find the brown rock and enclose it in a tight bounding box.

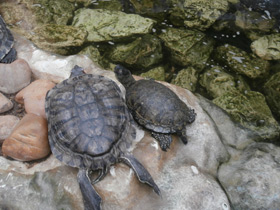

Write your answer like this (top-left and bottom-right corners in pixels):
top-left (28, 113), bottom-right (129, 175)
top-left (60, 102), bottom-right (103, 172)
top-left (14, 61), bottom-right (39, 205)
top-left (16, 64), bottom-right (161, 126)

top-left (0, 115), bottom-right (20, 140)
top-left (0, 59), bottom-right (32, 94)
top-left (0, 92), bottom-right (13, 113)
top-left (2, 113), bottom-right (50, 161)
top-left (15, 79), bottom-right (56, 118)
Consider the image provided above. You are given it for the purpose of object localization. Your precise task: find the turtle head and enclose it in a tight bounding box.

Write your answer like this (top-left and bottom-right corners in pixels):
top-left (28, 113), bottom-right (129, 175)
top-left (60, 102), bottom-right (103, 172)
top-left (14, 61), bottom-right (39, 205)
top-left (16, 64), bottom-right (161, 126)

top-left (70, 65), bottom-right (85, 78)
top-left (114, 65), bottom-right (135, 89)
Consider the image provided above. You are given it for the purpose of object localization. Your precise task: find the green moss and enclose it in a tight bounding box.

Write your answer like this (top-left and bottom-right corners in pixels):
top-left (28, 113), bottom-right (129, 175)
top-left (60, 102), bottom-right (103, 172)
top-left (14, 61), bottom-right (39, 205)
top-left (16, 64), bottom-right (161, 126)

top-left (140, 66), bottom-right (166, 81)
top-left (171, 67), bottom-right (198, 91)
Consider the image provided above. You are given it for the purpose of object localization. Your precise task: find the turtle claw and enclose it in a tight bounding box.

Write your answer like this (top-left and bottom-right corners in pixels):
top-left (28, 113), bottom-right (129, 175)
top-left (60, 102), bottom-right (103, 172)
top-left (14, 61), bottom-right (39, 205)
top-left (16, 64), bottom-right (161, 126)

top-left (151, 132), bottom-right (172, 151)
top-left (92, 166), bottom-right (109, 184)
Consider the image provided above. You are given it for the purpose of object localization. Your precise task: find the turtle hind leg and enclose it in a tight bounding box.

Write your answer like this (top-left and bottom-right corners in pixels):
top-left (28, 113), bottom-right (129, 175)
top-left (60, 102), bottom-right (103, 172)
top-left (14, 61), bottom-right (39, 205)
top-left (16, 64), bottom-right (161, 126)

top-left (120, 154), bottom-right (161, 196)
top-left (77, 169), bottom-right (102, 210)
top-left (1, 48), bottom-right (17, 63)
top-left (151, 132), bottom-right (172, 151)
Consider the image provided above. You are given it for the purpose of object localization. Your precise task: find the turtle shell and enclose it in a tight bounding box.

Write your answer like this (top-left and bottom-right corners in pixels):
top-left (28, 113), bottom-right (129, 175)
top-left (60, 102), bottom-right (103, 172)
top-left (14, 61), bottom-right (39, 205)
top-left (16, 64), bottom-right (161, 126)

top-left (126, 79), bottom-right (194, 133)
top-left (0, 16), bottom-right (15, 62)
top-left (45, 73), bottom-right (134, 170)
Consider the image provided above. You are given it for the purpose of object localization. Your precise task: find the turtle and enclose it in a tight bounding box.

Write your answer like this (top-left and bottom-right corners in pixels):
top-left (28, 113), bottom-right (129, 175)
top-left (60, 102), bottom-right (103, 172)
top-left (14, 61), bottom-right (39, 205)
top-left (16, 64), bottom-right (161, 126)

top-left (0, 15), bottom-right (17, 63)
top-left (114, 65), bottom-right (196, 151)
top-left (45, 65), bottom-right (160, 210)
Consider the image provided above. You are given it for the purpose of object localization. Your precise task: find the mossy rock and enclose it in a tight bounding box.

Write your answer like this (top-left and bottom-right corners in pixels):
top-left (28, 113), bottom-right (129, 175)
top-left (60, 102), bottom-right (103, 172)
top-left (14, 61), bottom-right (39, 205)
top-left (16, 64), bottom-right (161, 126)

top-left (213, 90), bottom-right (280, 140)
top-left (106, 34), bottom-right (162, 69)
top-left (199, 66), bottom-right (250, 98)
top-left (263, 72), bottom-right (280, 119)
top-left (159, 28), bottom-right (214, 70)
top-left (171, 67), bottom-right (198, 92)
top-left (72, 8), bottom-right (156, 42)
top-left (140, 66), bottom-right (166, 81)
top-left (214, 44), bottom-right (269, 79)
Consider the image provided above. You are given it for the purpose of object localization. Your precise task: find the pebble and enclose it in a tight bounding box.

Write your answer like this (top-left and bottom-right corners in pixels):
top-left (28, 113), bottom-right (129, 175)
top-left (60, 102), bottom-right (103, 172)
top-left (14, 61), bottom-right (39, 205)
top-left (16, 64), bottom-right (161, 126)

top-left (2, 113), bottom-right (50, 161)
top-left (15, 79), bottom-right (56, 118)
top-left (0, 115), bottom-right (20, 140)
top-left (0, 92), bottom-right (13, 113)
top-left (0, 59), bottom-right (32, 94)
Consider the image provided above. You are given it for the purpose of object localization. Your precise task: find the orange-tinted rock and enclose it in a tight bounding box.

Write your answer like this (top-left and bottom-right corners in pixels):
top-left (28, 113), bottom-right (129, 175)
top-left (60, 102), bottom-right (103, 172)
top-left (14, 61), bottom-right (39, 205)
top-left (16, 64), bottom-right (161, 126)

top-left (2, 113), bottom-right (50, 161)
top-left (15, 79), bottom-right (55, 118)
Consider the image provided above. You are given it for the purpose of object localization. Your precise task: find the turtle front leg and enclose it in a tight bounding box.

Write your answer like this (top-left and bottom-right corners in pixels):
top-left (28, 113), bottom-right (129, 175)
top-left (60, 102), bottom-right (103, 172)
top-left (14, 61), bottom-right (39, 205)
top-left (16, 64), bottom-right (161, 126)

top-left (120, 154), bottom-right (161, 196)
top-left (77, 169), bottom-right (102, 210)
top-left (177, 128), bottom-right (188, 145)
top-left (151, 132), bottom-right (172, 151)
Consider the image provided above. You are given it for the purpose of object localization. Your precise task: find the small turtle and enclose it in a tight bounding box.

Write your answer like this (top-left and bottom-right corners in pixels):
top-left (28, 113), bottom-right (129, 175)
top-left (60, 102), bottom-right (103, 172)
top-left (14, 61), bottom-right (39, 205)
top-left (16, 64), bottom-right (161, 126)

top-left (0, 15), bottom-right (17, 63)
top-left (114, 65), bottom-right (196, 151)
top-left (45, 65), bottom-right (160, 210)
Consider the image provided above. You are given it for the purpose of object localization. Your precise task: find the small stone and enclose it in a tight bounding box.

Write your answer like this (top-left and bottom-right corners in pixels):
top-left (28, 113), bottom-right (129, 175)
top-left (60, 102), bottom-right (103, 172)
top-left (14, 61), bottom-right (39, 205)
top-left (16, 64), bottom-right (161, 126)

top-left (0, 59), bottom-right (32, 94)
top-left (15, 79), bottom-right (56, 118)
top-left (0, 115), bottom-right (20, 140)
top-left (0, 92), bottom-right (13, 113)
top-left (2, 113), bottom-right (50, 161)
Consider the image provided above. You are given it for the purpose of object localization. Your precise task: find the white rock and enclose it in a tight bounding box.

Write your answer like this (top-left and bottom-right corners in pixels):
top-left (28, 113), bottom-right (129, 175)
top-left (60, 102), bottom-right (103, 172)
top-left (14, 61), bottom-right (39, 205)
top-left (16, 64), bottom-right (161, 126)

top-left (0, 115), bottom-right (20, 140)
top-left (0, 93), bottom-right (13, 113)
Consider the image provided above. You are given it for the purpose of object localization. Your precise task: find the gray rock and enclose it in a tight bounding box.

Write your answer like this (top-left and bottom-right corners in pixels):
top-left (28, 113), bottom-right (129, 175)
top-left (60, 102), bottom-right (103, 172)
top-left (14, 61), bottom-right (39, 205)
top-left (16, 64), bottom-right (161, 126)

top-left (0, 59), bottom-right (31, 94)
top-left (218, 142), bottom-right (280, 210)
top-left (0, 115), bottom-right (20, 140)
top-left (0, 93), bottom-right (13, 113)
top-left (72, 8), bottom-right (156, 42)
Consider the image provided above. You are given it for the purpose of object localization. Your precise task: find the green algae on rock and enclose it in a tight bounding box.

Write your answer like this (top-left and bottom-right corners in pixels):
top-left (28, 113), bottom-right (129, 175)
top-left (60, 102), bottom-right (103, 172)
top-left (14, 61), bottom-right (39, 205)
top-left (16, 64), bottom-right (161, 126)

top-left (199, 66), bottom-right (250, 98)
top-left (72, 8), bottom-right (156, 42)
top-left (251, 34), bottom-right (280, 60)
top-left (159, 28), bottom-right (214, 70)
top-left (215, 44), bottom-right (269, 79)
top-left (213, 90), bottom-right (280, 140)
top-left (106, 34), bottom-right (162, 69)
top-left (171, 67), bottom-right (198, 92)
top-left (263, 72), bottom-right (280, 119)
top-left (28, 24), bottom-right (88, 55)
top-left (140, 66), bottom-right (166, 81)
top-left (169, 0), bottom-right (229, 30)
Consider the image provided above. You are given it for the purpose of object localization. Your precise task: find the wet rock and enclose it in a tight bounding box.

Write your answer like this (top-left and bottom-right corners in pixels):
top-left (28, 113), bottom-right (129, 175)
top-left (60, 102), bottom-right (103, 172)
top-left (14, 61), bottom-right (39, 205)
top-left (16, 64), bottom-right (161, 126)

top-left (15, 79), bottom-right (56, 118)
top-left (199, 66), bottom-right (250, 98)
top-left (14, 34), bottom-right (105, 83)
top-left (0, 59), bottom-right (32, 94)
top-left (213, 90), bottom-right (280, 140)
top-left (27, 24), bottom-right (88, 55)
top-left (159, 28), bottom-right (214, 70)
top-left (171, 67), bottom-right (198, 92)
top-left (2, 113), bottom-right (50, 161)
top-left (214, 44), bottom-right (269, 79)
top-left (0, 115), bottom-right (20, 140)
top-left (106, 34), bottom-right (162, 69)
top-left (218, 142), bottom-right (280, 210)
top-left (0, 92), bottom-right (13, 113)
top-left (169, 0), bottom-right (229, 30)
top-left (72, 8), bottom-right (156, 42)
top-left (251, 34), bottom-right (280, 60)
top-left (140, 66), bottom-right (166, 81)
top-left (263, 72), bottom-right (280, 119)
top-left (91, 0), bottom-right (123, 10)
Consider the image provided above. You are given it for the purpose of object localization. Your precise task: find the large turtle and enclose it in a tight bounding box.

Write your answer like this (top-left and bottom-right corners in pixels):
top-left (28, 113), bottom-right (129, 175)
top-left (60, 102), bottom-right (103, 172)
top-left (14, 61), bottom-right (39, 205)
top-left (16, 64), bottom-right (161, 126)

top-left (45, 65), bottom-right (160, 210)
top-left (0, 15), bottom-right (17, 63)
top-left (114, 65), bottom-right (196, 151)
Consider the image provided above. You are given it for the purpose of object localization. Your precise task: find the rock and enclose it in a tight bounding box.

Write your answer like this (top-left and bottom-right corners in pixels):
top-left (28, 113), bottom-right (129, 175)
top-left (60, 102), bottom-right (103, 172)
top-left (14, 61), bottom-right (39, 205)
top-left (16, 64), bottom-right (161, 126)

top-left (214, 44), bottom-right (269, 79)
top-left (0, 92), bottom-right (13, 113)
top-left (159, 28), bottom-right (214, 70)
top-left (263, 72), bottom-right (280, 119)
top-left (15, 79), bottom-right (56, 118)
top-left (14, 34), bottom-right (106, 83)
top-left (199, 66), bottom-right (250, 98)
top-left (251, 34), bottom-right (280, 60)
top-left (0, 59), bottom-right (32, 94)
top-left (171, 67), bottom-right (198, 92)
top-left (0, 115), bottom-right (20, 140)
top-left (26, 24), bottom-right (88, 55)
top-left (169, 0), bottom-right (229, 30)
top-left (72, 8), bottom-right (156, 42)
top-left (91, 0), bottom-right (123, 10)
top-left (106, 34), bottom-right (162, 69)
top-left (213, 90), bottom-right (280, 140)
top-left (140, 66), bottom-right (166, 81)
top-left (2, 113), bottom-right (50, 161)
top-left (218, 142), bottom-right (280, 210)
